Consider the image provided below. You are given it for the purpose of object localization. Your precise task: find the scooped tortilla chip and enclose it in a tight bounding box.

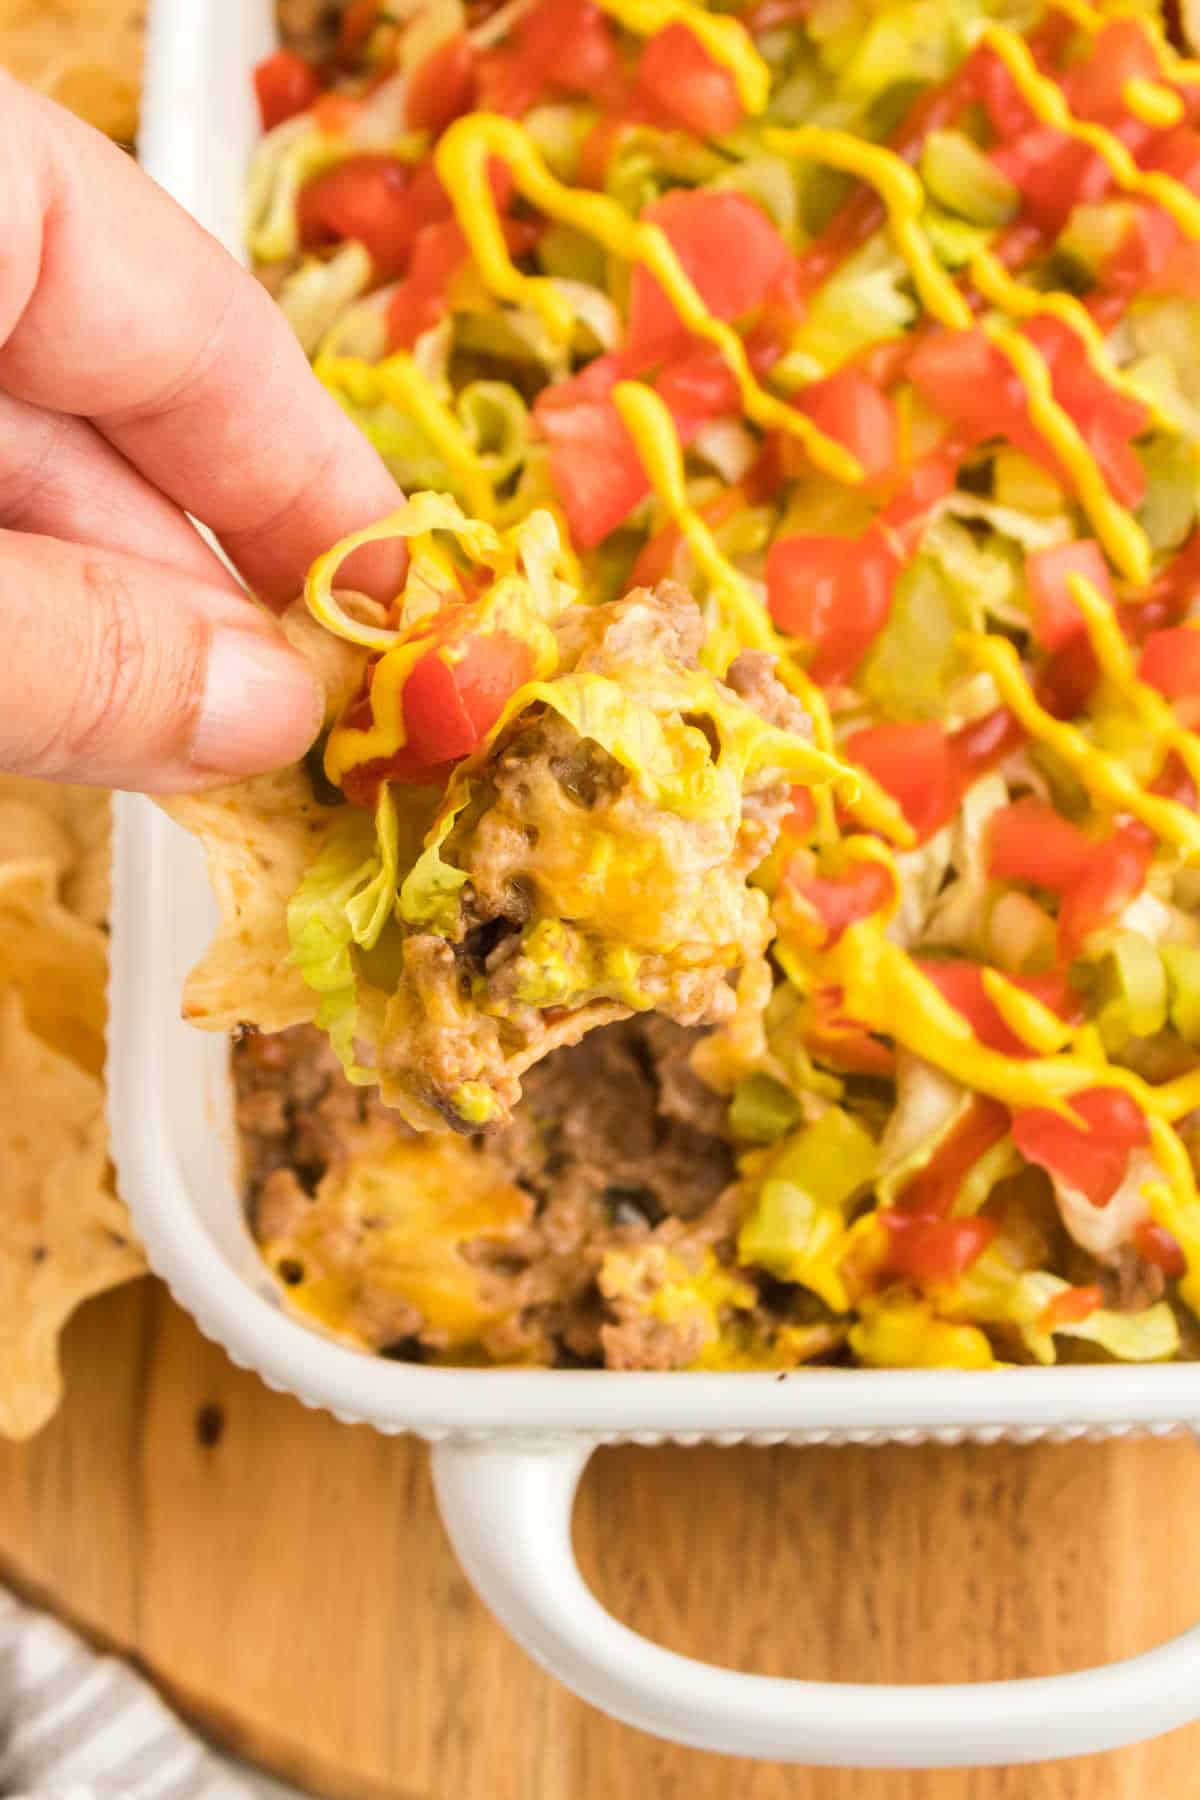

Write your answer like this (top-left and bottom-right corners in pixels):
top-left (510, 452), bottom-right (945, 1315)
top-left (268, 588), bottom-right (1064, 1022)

top-left (163, 604), bottom-right (366, 1033)
top-left (0, 987), bottom-right (142, 1438)
top-left (166, 764), bottom-right (342, 1033)
top-left (0, 861), bottom-right (108, 1076)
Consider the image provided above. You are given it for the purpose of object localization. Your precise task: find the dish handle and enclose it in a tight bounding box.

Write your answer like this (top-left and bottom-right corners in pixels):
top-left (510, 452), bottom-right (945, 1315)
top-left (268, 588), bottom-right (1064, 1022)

top-left (432, 1438), bottom-right (1200, 1767)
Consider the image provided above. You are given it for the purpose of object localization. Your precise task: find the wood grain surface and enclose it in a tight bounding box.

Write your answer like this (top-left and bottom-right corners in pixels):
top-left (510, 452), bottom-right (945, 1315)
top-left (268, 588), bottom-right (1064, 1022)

top-left (2, 1280), bottom-right (1200, 1800)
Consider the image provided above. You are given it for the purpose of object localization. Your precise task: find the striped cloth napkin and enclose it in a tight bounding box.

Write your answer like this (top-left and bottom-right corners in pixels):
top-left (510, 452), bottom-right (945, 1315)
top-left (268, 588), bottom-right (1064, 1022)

top-left (0, 1589), bottom-right (298, 1799)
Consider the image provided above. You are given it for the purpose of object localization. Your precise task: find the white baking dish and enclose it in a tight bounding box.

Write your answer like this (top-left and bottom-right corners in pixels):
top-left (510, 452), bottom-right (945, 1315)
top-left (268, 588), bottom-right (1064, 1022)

top-left (113, 0), bottom-right (1200, 1768)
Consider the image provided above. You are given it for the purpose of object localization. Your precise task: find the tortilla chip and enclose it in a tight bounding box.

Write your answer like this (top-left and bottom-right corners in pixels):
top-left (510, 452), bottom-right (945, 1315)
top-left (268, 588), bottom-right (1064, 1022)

top-left (0, 861), bottom-right (108, 1076)
top-left (0, 0), bottom-right (144, 141)
top-left (0, 799), bottom-right (73, 872)
top-left (163, 602), bottom-right (366, 1034)
top-left (165, 765), bottom-right (341, 1034)
top-left (0, 776), bottom-right (111, 925)
top-left (0, 986), bottom-right (142, 1439)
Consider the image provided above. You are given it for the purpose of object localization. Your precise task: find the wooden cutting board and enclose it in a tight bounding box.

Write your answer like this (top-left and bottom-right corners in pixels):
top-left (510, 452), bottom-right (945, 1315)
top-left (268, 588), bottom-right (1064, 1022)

top-left (2, 1280), bottom-right (1200, 1800)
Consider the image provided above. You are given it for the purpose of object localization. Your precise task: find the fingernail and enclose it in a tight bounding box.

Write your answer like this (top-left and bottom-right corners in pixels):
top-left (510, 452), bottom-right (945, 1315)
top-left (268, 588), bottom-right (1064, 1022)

top-left (191, 628), bottom-right (322, 776)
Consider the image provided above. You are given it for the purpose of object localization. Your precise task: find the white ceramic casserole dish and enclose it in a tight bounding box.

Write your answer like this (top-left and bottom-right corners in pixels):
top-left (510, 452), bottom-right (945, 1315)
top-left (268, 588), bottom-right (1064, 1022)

top-left (112, 0), bottom-right (1200, 1767)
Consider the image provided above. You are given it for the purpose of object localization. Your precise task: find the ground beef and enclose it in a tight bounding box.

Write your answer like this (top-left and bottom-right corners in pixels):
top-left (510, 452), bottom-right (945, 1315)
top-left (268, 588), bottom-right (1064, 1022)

top-left (724, 650), bottom-right (812, 738)
top-left (234, 1015), bottom-right (738, 1365)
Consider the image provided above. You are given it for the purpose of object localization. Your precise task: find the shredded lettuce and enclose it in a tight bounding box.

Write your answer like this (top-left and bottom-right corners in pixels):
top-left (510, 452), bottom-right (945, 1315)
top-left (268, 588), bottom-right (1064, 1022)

top-left (277, 243), bottom-right (374, 356)
top-left (921, 130), bottom-right (1018, 226)
top-left (287, 787), bottom-right (400, 1080)
top-left (737, 1107), bottom-right (877, 1310)
top-left (1164, 944), bottom-right (1200, 1046)
top-left (782, 234), bottom-right (917, 375)
top-left (860, 543), bottom-right (981, 721)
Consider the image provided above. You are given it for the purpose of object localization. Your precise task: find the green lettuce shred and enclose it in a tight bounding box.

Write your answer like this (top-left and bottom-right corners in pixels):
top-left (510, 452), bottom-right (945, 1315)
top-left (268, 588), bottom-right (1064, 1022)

top-left (287, 786), bottom-right (400, 1080)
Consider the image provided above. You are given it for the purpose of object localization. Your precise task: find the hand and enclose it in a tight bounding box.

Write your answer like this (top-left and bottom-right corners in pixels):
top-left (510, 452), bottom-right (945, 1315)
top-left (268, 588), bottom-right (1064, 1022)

top-left (0, 71), bottom-right (405, 793)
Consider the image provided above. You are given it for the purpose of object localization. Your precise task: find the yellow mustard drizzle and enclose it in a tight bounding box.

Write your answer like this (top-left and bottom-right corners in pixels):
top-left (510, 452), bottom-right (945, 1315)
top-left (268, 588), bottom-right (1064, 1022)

top-left (609, 377), bottom-right (915, 846)
top-left (968, 249), bottom-right (1177, 437)
top-left (1122, 76), bottom-right (1185, 127)
top-left (325, 638), bottom-right (430, 782)
top-left (979, 968), bottom-right (1077, 1054)
top-left (1068, 572), bottom-right (1200, 790)
top-left (432, 115), bottom-right (865, 484)
top-left (317, 351), bottom-right (497, 524)
top-left (594, 0), bottom-right (770, 112)
top-left (763, 126), bottom-right (974, 331)
top-left (962, 631), bottom-right (1200, 854)
top-left (982, 25), bottom-right (1200, 238)
top-left (825, 919), bottom-right (1197, 1124)
top-left (980, 323), bottom-right (1153, 583)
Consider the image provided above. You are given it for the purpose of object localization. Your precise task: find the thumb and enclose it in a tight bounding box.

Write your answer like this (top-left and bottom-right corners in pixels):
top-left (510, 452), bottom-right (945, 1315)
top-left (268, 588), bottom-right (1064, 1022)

top-left (0, 528), bottom-right (322, 792)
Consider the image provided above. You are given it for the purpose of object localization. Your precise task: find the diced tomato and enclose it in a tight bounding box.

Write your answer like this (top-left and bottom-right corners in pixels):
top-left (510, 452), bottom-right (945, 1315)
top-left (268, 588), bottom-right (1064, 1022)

top-left (1104, 203), bottom-right (1184, 301)
top-left (1134, 1219), bottom-right (1188, 1278)
top-left (805, 987), bottom-right (897, 1077)
top-left (1057, 829), bottom-right (1152, 961)
top-left (783, 786), bottom-right (817, 839)
top-left (766, 525), bottom-right (900, 686)
top-left (907, 328), bottom-right (1025, 445)
top-left (1062, 18), bottom-right (1162, 122)
top-left (386, 216), bottom-right (470, 344)
top-left (880, 1213), bottom-right (998, 1285)
top-left (880, 444), bottom-right (963, 553)
top-left (653, 344), bottom-right (740, 427)
top-left (387, 209), bottom-right (534, 348)
top-left (254, 50), bottom-right (321, 132)
top-left (896, 1098), bottom-right (1012, 1219)
top-left (341, 627), bottom-right (535, 804)
top-left (987, 797), bottom-right (1096, 890)
top-left (477, 0), bottom-right (624, 113)
top-left (947, 707), bottom-right (1026, 789)
top-left (1139, 626), bottom-right (1200, 699)
top-left (1144, 125), bottom-right (1200, 194)
top-left (1038, 1283), bottom-right (1103, 1330)
top-left (994, 127), bottom-right (1115, 233)
top-left (298, 155), bottom-right (426, 277)
top-left (796, 369), bottom-right (898, 486)
top-left (406, 33), bottom-right (477, 134)
top-left (781, 854), bottom-right (896, 945)
top-left (843, 722), bottom-right (954, 844)
top-left (626, 190), bottom-right (793, 365)
top-left (534, 346), bottom-right (739, 548)
top-left (1036, 635), bottom-right (1100, 720)
top-left (636, 22), bottom-right (743, 137)
top-left (1027, 540), bottom-right (1114, 652)
top-left (918, 959), bottom-right (1077, 1059)
top-left (526, 0), bottom-right (625, 101)
top-left (1012, 1088), bottom-right (1149, 1207)
top-left (970, 42), bottom-right (1040, 140)
top-left (536, 393), bottom-right (650, 549)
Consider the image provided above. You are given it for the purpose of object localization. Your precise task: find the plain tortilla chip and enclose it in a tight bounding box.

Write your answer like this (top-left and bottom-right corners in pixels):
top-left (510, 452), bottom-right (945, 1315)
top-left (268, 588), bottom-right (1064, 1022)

top-left (163, 602), bottom-right (366, 1034)
top-left (0, 776), bottom-right (111, 926)
top-left (0, 0), bottom-right (144, 142)
top-left (0, 861), bottom-right (108, 1076)
top-left (0, 987), bottom-right (143, 1439)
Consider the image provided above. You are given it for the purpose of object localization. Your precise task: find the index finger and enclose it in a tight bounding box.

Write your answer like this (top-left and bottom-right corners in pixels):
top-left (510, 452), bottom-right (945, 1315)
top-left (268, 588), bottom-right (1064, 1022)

top-left (0, 73), bottom-right (405, 603)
